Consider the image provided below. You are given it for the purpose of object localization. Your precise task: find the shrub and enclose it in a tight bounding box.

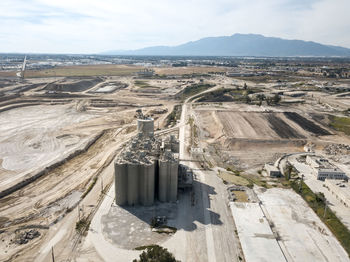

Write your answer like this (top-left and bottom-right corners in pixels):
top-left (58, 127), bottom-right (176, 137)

top-left (133, 245), bottom-right (180, 262)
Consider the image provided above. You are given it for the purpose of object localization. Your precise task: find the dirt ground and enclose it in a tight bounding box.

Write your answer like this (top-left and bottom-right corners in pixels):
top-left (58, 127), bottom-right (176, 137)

top-left (154, 66), bottom-right (227, 76)
top-left (0, 74), bottom-right (177, 261)
top-left (1, 70), bottom-right (350, 261)
top-left (192, 100), bottom-right (340, 170)
top-left (0, 104), bottom-right (99, 191)
top-left (24, 64), bottom-right (142, 78)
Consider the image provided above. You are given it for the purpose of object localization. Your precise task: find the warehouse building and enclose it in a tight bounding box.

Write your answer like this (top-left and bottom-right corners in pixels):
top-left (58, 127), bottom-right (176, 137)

top-left (306, 156), bottom-right (347, 181)
top-left (114, 115), bottom-right (179, 206)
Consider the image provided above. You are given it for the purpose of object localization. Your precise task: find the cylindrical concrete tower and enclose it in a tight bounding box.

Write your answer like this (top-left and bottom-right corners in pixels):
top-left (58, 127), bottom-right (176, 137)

top-left (139, 161), bottom-right (155, 206)
top-left (169, 161), bottom-right (178, 202)
top-left (158, 160), bottom-right (168, 202)
top-left (127, 163), bottom-right (139, 205)
top-left (139, 164), bottom-right (146, 205)
top-left (115, 162), bottom-right (128, 205)
top-left (137, 118), bottom-right (154, 137)
top-left (158, 158), bottom-right (178, 202)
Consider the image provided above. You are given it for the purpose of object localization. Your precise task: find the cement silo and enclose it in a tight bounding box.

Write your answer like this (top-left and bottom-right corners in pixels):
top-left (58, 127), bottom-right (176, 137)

top-left (158, 153), bottom-right (178, 202)
top-left (169, 161), bottom-right (178, 202)
top-left (115, 162), bottom-right (128, 205)
top-left (139, 161), bottom-right (155, 206)
top-left (158, 159), bottom-right (168, 202)
top-left (127, 163), bottom-right (140, 205)
top-left (137, 118), bottom-right (154, 137)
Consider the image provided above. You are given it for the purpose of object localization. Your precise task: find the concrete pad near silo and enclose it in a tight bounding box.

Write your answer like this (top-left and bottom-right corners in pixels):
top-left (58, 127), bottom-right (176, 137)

top-left (229, 202), bottom-right (287, 262)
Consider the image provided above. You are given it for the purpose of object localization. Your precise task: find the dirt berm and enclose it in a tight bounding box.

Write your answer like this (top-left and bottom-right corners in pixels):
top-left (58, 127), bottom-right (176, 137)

top-left (0, 131), bottom-right (105, 198)
top-left (44, 77), bottom-right (103, 92)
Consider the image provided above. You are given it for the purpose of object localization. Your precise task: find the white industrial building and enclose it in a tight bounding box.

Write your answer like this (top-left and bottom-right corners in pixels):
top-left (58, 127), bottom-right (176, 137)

top-left (306, 156), bottom-right (347, 181)
top-left (324, 179), bottom-right (350, 207)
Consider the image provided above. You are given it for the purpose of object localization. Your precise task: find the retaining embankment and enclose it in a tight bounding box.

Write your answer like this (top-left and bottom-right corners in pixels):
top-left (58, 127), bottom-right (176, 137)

top-left (0, 131), bottom-right (106, 198)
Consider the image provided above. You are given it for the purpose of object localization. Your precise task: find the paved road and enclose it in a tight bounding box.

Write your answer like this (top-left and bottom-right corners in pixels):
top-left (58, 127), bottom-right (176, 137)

top-left (179, 88), bottom-right (243, 262)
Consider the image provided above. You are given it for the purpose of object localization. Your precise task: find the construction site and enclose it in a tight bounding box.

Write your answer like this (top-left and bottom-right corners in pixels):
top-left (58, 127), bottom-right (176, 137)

top-left (0, 55), bottom-right (350, 262)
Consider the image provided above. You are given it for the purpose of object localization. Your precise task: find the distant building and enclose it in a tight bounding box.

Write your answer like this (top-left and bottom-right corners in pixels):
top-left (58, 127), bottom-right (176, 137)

top-left (264, 164), bottom-right (282, 177)
top-left (136, 68), bottom-right (155, 77)
top-left (324, 180), bottom-right (350, 207)
top-left (306, 156), bottom-right (347, 181)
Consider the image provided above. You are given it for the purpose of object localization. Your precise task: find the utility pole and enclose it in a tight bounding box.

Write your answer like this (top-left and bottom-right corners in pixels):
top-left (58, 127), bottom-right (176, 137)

top-left (51, 246), bottom-right (55, 262)
top-left (324, 200), bottom-right (328, 218)
top-left (101, 178), bottom-right (103, 194)
top-left (299, 174), bottom-right (304, 192)
top-left (21, 55), bottom-right (27, 80)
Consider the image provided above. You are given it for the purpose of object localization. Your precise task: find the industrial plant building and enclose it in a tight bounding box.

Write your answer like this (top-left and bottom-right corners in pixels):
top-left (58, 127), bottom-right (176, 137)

top-left (264, 163), bottom-right (282, 177)
top-left (114, 115), bottom-right (180, 206)
top-left (306, 156), bottom-right (348, 181)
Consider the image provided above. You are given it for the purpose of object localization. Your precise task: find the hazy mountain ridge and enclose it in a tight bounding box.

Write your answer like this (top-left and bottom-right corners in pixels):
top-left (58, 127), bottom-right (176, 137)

top-left (103, 34), bottom-right (350, 57)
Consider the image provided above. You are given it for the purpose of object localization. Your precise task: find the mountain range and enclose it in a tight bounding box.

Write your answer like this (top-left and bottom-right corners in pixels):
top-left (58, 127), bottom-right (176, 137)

top-left (103, 34), bottom-right (350, 57)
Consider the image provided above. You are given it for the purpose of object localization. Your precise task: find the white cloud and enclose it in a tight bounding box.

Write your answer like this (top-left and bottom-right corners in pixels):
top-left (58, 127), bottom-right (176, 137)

top-left (0, 0), bottom-right (349, 53)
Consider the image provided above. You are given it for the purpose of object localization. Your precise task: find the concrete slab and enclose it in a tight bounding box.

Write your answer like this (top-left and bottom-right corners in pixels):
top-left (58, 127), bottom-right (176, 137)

top-left (257, 188), bottom-right (350, 262)
top-left (230, 202), bottom-right (286, 262)
top-left (102, 202), bottom-right (177, 249)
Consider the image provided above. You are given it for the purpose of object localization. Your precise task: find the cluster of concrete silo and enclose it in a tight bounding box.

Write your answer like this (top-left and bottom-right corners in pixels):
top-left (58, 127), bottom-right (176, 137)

top-left (114, 117), bottom-right (179, 206)
top-left (115, 160), bottom-right (156, 206)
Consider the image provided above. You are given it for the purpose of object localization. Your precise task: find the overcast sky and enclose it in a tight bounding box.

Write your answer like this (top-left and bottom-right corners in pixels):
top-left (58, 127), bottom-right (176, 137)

top-left (0, 0), bottom-right (349, 54)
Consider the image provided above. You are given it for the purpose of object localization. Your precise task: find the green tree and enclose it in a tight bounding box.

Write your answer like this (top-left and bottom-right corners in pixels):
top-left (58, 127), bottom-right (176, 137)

top-left (243, 94), bottom-right (251, 104)
top-left (133, 245), bottom-right (180, 262)
top-left (256, 94), bottom-right (265, 106)
top-left (273, 94), bottom-right (281, 104)
top-left (266, 97), bottom-right (272, 105)
top-left (285, 164), bottom-right (293, 180)
top-left (315, 192), bottom-right (325, 203)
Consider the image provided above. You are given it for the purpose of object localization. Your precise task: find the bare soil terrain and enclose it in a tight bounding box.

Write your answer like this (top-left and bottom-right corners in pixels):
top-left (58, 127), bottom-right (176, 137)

top-left (0, 74), bottom-right (176, 261)
top-left (154, 66), bottom-right (227, 76)
top-left (25, 64), bottom-right (143, 78)
top-left (1, 63), bottom-right (350, 262)
top-left (0, 104), bottom-right (99, 191)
